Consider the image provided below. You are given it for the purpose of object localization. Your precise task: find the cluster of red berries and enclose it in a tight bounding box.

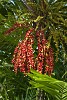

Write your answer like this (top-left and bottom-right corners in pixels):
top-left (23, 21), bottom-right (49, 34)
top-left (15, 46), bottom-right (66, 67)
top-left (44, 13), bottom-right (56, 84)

top-left (45, 47), bottom-right (54, 75)
top-left (36, 30), bottom-right (54, 75)
top-left (12, 29), bottom-right (54, 75)
top-left (12, 29), bottom-right (35, 73)
top-left (4, 22), bottom-right (28, 35)
top-left (36, 30), bottom-right (45, 73)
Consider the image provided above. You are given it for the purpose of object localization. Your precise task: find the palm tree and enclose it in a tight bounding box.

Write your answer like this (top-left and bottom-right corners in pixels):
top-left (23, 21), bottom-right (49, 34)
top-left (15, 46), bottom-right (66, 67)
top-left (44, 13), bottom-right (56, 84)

top-left (0, 0), bottom-right (67, 100)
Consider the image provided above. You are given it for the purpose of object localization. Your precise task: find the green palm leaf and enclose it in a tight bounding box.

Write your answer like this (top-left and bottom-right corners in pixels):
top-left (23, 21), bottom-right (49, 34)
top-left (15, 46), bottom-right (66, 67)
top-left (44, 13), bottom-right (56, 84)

top-left (28, 69), bottom-right (67, 100)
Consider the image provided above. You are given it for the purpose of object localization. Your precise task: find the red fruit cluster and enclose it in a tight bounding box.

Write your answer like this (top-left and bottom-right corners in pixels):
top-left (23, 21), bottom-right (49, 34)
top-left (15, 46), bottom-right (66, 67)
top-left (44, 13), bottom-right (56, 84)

top-left (4, 22), bottom-right (28, 35)
top-left (36, 30), bottom-right (54, 75)
top-left (45, 47), bottom-right (54, 75)
top-left (36, 30), bottom-right (45, 73)
top-left (12, 29), bottom-right (54, 75)
top-left (12, 29), bottom-right (35, 73)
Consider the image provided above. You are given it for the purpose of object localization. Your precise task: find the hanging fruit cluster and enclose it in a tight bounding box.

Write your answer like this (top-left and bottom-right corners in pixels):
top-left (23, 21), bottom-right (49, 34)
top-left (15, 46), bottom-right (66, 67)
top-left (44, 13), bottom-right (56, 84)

top-left (12, 29), bottom-right (54, 75)
top-left (36, 30), bottom-right (54, 75)
top-left (4, 22), bottom-right (29, 35)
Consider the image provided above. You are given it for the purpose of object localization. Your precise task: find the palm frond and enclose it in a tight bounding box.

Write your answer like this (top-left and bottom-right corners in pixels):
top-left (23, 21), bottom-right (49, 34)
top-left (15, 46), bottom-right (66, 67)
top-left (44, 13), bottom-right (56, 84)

top-left (25, 88), bottom-right (36, 100)
top-left (28, 69), bottom-right (67, 100)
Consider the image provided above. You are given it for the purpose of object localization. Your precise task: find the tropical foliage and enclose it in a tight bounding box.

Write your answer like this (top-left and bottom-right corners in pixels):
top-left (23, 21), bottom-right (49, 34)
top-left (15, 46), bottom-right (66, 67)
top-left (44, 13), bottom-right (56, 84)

top-left (28, 69), bottom-right (67, 100)
top-left (0, 0), bottom-right (67, 100)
